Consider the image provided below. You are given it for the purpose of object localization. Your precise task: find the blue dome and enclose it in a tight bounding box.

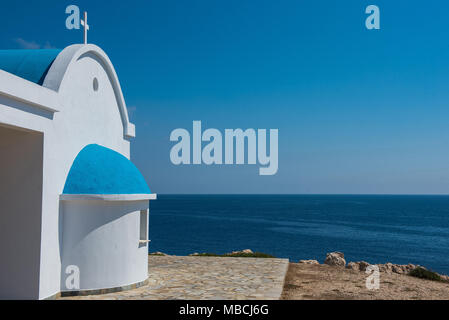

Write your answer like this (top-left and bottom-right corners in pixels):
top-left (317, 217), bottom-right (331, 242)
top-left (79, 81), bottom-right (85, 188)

top-left (63, 144), bottom-right (151, 195)
top-left (0, 49), bottom-right (61, 85)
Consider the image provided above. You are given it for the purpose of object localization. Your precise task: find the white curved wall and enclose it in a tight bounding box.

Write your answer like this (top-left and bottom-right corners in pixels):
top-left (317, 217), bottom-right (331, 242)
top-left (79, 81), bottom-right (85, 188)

top-left (39, 47), bottom-right (133, 299)
top-left (60, 200), bottom-right (149, 292)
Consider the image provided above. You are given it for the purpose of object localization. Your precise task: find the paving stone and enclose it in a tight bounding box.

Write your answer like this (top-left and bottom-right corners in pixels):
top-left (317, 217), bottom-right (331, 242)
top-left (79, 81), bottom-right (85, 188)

top-left (60, 255), bottom-right (289, 300)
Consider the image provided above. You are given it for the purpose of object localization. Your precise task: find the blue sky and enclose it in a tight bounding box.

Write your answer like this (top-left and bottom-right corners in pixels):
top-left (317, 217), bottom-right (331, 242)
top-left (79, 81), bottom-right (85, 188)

top-left (2, 0), bottom-right (449, 194)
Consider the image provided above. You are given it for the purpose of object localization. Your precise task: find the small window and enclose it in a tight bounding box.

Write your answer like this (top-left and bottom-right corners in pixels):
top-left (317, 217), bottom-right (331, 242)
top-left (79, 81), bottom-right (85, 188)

top-left (140, 210), bottom-right (148, 242)
top-left (93, 77), bottom-right (99, 92)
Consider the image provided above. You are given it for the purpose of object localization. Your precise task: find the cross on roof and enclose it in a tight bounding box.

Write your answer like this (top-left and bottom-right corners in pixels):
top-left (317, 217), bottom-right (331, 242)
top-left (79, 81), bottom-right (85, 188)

top-left (80, 11), bottom-right (89, 44)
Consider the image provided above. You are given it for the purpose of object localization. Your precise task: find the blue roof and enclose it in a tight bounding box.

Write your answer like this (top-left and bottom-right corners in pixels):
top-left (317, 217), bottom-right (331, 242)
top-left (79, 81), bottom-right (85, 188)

top-left (63, 144), bottom-right (151, 195)
top-left (0, 49), bottom-right (61, 85)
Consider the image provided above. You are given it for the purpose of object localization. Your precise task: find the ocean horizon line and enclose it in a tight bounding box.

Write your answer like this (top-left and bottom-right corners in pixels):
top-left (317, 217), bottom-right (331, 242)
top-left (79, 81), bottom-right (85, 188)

top-left (156, 193), bottom-right (449, 196)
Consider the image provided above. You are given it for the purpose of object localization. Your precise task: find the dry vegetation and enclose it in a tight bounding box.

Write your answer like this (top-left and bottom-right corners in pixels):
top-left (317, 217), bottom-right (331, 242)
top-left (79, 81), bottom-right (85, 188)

top-left (282, 262), bottom-right (449, 300)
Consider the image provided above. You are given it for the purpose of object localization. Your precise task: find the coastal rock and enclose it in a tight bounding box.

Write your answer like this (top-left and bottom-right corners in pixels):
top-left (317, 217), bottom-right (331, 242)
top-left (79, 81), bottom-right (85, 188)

top-left (405, 264), bottom-right (417, 272)
top-left (346, 261), bottom-right (370, 271)
top-left (358, 261), bottom-right (370, 272)
top-left (377, 263), bottom-right (418, 274)
top-left (230, 249), bottom-right (254, 255)
top-left (150, 252), bottom-right (167, 256)
top-left (378, 263), bottom-right (394, 273)
top-left (346, 262), bottom-right (360, 271)
top-left (392, 264), bottom-right (405, 274)
top-left (324, 252), bottom-right (346, 267)
top-left (299, 260), bottom-right (320, 265)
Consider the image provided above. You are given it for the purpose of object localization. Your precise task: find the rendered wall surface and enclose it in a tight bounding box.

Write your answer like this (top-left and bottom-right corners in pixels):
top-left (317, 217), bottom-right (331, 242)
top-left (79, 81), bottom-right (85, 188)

top-left (0, 125), bottom-right (43, 299)
top-left (38, 47), bottom-right (132, 299)
top-left (60, 200), bottom-right (149, 291)
top-left (0, 45), bottom-right (142, 299)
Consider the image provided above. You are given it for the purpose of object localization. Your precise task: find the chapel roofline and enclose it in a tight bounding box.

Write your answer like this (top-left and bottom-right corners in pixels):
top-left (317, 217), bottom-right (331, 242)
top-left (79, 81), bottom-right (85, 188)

top-left (0, 44), bottom-right (136, 139)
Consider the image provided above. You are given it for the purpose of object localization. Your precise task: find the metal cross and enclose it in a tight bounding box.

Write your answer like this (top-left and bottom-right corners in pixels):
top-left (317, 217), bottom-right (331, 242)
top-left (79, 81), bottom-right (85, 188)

top-left (80, 11), bottom-right (89, 44)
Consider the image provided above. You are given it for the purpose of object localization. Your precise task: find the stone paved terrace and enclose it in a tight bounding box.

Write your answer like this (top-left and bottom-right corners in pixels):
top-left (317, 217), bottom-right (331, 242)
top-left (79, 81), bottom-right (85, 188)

top-left (60, 255), bottom-right (289, 300)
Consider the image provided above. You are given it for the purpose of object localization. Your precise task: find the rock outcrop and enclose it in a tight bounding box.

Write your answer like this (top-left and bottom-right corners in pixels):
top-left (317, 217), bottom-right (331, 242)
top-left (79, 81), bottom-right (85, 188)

top-left (189, 249), bottom-right (256, 256)
top-left (346, 262), bottom-right (360, 271)
top-left (345, 261), bottom-right (419, 275)
top-left (441, 275), bottom-right (449, 282)
top-left (324, 252), bottom-right (346, 267)
top-left (233, 249), bottom-right (253, 254)
top-left (377, 263), bottom-right (417, 274)
top-left (150, 252), bottom-right (167, 256)
top-left (299, 259), bottom-right (320, 265)
top-left (298, 252), bottom-right (448, 280)
top-left (346, 261), bottom-right (370, 271)
top-left (358, 261), bottom-right (370, 271)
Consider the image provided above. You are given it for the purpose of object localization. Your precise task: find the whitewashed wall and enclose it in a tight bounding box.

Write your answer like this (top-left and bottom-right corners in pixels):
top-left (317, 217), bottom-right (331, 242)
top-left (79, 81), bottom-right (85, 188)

top-left (0, 45), bottom-right (142, 299)
top-left (60, 200), bottom-right (149, 292)
top-left (0, 126), bottom-right (43, 299)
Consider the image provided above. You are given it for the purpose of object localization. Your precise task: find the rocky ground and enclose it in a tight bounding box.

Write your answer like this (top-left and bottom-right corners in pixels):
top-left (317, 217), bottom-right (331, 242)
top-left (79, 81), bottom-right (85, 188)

top-left (282, 252), bottom-right (449, 300)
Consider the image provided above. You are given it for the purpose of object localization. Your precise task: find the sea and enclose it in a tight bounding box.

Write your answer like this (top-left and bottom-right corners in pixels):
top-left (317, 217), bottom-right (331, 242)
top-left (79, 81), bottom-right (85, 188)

top-left (149, 195), bottom-right (449, 275)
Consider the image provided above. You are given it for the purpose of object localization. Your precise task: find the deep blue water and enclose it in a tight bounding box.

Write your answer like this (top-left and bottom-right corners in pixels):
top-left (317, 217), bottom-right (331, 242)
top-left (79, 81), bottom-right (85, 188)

top-left (149, 195), bottom-right (449, 275)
